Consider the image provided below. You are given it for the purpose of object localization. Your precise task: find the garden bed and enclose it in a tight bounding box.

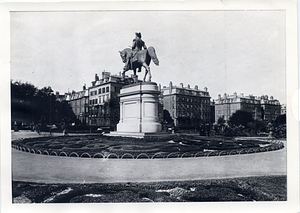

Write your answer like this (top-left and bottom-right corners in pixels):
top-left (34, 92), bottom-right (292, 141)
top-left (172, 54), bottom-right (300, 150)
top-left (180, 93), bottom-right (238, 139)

top-left (11, 135), bottom-right (284, 159)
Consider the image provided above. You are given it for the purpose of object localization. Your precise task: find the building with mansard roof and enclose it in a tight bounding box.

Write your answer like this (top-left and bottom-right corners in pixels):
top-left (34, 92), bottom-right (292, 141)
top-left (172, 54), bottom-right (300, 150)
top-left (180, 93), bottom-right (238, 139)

top-left (160, 81), bottom-right (211, 128)
top-left (215, 92), bottom-right (281, 123)
top-left (88, 71), bottom-right (134, 128)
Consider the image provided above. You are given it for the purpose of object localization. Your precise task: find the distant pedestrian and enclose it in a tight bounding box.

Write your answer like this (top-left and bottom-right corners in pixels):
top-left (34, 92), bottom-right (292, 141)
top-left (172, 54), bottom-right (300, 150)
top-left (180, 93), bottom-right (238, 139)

top-left (62, 123), bottom-right (68, 136)
top-left (206, 123), bottom-right (211, 137)
top-left (63, 127), bottom-right (68, 136)
top-left (36, 124), bottom-right (41, 135)
top-left (199, 123), bottom-right (206, 136)
top-left (14, 121), bottom-right (19, 132)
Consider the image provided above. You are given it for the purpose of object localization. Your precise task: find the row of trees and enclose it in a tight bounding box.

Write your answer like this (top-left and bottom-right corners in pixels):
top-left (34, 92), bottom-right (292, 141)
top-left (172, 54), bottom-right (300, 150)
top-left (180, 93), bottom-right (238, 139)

top-left (162, 108), bottom-right (286, 138)
top-left (214, 110), bottom-right (286, 138)
top-left (11, 80), bottom-right (77, 130)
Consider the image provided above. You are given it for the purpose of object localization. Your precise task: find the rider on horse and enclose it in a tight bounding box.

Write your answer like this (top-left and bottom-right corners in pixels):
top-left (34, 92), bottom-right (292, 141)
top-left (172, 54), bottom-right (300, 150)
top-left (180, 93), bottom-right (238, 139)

top-left (123, 32), bottom-right (147, 71)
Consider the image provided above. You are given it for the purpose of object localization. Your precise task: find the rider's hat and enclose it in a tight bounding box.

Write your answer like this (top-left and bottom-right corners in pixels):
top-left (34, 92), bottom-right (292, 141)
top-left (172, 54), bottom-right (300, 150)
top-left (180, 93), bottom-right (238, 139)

top-left (135, 32), bottom-right (142, 38)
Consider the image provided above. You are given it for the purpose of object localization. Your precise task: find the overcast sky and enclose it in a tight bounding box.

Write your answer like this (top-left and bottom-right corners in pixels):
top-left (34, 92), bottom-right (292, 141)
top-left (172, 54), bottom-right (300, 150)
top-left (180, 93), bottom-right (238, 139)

top-left (10, 10), bottom-right (286, 103)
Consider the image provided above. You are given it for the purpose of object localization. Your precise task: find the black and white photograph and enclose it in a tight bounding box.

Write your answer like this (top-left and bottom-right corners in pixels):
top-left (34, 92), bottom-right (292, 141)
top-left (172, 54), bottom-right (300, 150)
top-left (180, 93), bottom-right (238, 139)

top-left (1, 1), bottom-right (299, 213)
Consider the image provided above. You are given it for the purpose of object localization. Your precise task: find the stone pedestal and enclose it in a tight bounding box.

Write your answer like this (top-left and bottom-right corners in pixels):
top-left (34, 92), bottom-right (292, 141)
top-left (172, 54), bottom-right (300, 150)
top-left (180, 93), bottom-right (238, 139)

top-left (116, 82), bottom-right (162, 133)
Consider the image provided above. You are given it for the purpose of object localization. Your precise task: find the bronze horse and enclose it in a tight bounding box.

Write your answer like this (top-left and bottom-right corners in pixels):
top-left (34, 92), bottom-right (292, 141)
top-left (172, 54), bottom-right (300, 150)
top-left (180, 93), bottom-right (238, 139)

top-left (119, 46), bottom-right (159, 82)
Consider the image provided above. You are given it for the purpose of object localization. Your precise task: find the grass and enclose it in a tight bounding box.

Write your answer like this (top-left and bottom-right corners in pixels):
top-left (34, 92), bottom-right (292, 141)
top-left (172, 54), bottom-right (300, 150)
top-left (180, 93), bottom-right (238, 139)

top-left (12, 175), bottom-right (286, 203)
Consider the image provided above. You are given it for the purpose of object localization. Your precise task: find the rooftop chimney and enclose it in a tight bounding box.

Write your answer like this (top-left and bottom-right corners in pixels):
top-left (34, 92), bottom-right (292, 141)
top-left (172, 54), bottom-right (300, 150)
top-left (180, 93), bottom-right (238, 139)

top-left (95, 74), bottom-right (99, 81)
top-left (169, 81), bottom-right (173, 93)
top-left (102, 71), bottom-right (111, 80)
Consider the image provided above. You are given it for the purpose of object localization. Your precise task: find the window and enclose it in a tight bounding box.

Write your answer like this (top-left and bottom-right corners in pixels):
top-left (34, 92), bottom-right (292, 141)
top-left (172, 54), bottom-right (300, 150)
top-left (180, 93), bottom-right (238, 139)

top-left (102, 88), bottom-right (105, 93)
top-left (106, 86), bottom-right (109, 92)
top-left (99, 89), bottom-right (101, 94)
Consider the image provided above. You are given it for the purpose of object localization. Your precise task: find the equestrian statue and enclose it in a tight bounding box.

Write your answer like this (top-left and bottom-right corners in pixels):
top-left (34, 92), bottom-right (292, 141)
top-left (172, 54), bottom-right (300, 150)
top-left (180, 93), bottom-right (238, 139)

top-left (119, 32), bottom-right (159, 83)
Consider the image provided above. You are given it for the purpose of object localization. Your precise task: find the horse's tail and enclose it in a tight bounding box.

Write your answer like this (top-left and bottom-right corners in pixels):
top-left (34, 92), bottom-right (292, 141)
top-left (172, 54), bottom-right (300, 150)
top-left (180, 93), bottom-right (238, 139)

top-left (148, 46), bottom-right (159, 66)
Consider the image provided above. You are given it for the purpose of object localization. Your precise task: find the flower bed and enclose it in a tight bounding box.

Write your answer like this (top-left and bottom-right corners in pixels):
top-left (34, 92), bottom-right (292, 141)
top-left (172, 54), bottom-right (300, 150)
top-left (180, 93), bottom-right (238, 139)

top-left (11, 135), bottom-right (284, 159)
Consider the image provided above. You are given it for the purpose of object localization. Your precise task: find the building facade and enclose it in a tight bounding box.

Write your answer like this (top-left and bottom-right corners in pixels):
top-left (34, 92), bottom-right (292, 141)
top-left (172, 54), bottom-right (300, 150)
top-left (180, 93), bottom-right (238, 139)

top-left (56, 86), bottom-right (89, 125)
top-left (215, 93), bottom-right (281, 123)
top-left (260, 95), bottom-right (282, 121)
top-left (280, 104), bottom-right (286, 115)
top-left (66, 89), bottom-right (89, 125)
top-left (160, 82), bottom-right (211, 128)
top-left (210, 100), bottom-right (215, 124)
top-left (57, 71), bottom-right (134, 128)
top-left (88, 71), bottom-right (133, 128)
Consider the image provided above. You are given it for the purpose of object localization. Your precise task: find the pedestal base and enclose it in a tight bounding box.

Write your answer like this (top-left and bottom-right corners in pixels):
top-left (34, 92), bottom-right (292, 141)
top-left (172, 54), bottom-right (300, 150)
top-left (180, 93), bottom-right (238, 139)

top-left (107, 131), bottom-right (171, 138)
top-left (117, 120), bottom-right (162, 133)
top-left (116, 82), bottom-right (162, 134)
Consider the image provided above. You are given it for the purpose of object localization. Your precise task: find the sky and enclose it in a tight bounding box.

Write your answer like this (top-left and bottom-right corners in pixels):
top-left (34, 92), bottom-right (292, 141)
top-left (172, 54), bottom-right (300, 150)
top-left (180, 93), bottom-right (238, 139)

top-left (10, 10), bottom-right (286, 103)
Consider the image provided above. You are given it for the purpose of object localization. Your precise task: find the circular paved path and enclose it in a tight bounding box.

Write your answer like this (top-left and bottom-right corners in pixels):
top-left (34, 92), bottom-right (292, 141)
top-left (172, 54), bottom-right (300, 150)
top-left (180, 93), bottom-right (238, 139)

top-left (11, 131), bottom-right (286, 184)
